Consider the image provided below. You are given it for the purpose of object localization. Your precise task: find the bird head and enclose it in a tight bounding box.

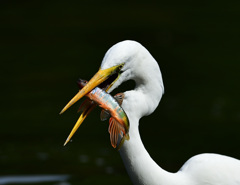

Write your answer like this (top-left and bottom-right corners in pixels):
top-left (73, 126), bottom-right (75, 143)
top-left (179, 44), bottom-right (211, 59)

top-left (60, 40), bottom-right (141, 114)
top-left (60, 40), bottom-right (164, 147)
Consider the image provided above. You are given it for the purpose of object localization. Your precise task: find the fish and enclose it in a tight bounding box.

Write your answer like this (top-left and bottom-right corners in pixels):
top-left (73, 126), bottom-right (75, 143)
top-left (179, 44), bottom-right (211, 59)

top-left (64, 79), bottom-right (130, 149)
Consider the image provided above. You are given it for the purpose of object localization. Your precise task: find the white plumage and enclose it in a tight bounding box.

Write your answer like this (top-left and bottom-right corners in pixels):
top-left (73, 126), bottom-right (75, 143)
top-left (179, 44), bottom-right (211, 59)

top-left (98, 40), bottom-right (240, 185)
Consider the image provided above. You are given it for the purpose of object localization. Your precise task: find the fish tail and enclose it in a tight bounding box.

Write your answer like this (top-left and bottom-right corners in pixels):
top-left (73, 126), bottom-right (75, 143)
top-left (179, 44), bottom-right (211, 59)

top-left (116, 133), bottom-right (130, 151)
top-left (108, 117), bottom-right (127, 148)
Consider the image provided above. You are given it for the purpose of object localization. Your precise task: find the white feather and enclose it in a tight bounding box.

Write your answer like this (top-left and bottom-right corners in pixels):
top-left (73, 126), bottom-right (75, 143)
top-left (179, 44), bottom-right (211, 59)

top-left (100, 40), bottom-right (240, 185)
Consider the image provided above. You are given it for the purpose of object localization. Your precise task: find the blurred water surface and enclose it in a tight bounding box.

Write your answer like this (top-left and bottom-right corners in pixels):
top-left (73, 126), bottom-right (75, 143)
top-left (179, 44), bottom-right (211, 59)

top-left (0, 175), bottom-right (69, 184)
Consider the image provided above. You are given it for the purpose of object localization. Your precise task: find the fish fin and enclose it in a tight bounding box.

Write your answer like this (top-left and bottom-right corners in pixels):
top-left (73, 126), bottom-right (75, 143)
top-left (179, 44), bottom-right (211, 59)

top-left (77, 99), bottom-right (94, 113)
top-left (114, 93), bottom-right (125, 105)
top-left (108, 117), bottom-right (125, 148)
top-left (100, 109), bottom-right (111, 121)
top-left (108, 117), bottom-right (114, 135)
top-left (108, 118), bottom-right (118, 148)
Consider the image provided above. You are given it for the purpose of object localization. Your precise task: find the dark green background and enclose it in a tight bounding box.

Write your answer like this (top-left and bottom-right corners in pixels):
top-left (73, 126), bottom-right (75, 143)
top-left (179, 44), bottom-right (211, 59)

top-left (1, 1), bottom-right (240, 184)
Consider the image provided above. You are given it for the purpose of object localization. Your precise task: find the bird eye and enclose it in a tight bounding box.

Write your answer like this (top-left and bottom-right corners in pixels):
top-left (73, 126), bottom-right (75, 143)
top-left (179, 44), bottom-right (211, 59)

top-left (119, 63), bottom-right (124, 70)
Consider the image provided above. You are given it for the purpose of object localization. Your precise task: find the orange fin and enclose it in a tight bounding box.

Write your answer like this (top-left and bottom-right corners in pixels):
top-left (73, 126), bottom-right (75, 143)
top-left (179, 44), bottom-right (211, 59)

top-left (78, 98), bottom-right (94, 113)
top-left (114, 93), bottom-right (124, 105)
top-left (100, 109), bottom-right (110, 121)
top-left (108, 117), bottom-right (125, 148)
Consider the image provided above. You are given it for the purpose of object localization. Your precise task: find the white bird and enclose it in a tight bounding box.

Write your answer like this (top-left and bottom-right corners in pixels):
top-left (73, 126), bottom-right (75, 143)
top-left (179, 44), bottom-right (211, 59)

top-left (61, 40), bottom-right (240, 185)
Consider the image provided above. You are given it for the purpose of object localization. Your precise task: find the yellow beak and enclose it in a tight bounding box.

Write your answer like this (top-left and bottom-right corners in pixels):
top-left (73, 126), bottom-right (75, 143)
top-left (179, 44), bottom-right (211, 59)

top-left (61, 64), bottom-right (122, 146)
top-left (60, 65), bottom-right (120, 115)
top-left (63, 103), bottom-right (96, 146)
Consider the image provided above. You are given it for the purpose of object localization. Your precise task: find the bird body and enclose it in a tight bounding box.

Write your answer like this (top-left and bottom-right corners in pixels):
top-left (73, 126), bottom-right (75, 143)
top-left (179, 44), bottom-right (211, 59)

top-left (180, 153), bottom-right (240, 185)
top-left (61, 40), bottom-right (240, 185)
top-left (101, 41), bottom-right (240, 185)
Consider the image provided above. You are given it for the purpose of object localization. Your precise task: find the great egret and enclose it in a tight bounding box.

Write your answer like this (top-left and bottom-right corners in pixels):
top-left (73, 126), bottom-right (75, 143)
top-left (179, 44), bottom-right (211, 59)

top-left (61, 40), bottom-right (240, 185)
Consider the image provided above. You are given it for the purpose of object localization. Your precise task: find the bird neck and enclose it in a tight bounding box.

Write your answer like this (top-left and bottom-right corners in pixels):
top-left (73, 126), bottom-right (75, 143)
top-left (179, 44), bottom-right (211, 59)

top-left (114, 42), bottom-right (171, 184)
top-left (119, 118), bottom-right (176, 185)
